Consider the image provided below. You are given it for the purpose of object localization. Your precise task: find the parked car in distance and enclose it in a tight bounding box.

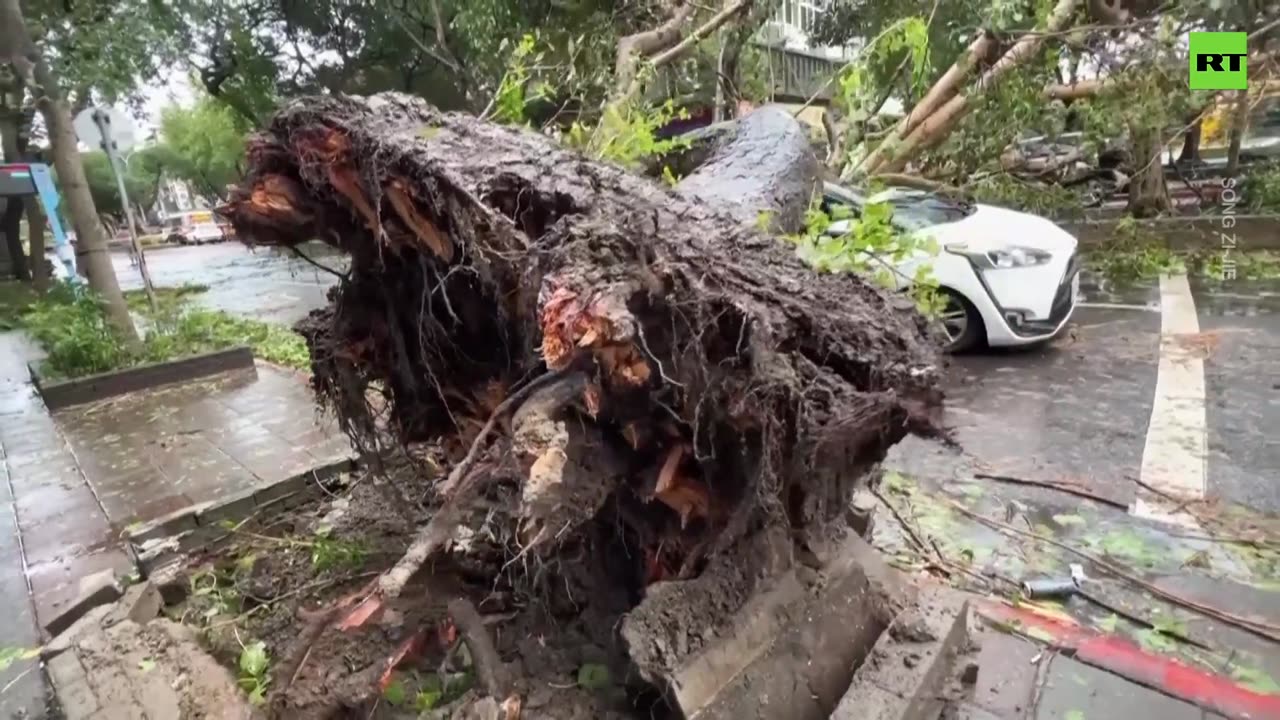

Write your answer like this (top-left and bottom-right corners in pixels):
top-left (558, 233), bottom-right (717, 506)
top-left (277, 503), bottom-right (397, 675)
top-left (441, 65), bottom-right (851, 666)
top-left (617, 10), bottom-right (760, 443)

top-left (822, 182), bottom-right (1080, 352)
top-left (164, 210), bottom-right (227, 245)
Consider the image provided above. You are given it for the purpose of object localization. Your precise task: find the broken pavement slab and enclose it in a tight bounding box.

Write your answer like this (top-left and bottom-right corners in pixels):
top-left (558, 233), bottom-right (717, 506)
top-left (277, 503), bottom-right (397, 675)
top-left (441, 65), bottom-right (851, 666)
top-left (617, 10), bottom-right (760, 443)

top-left (38, 575), bottom-right (256, 720)
top-left (829, 584), bottom-right (973, 720)
top-left (646, 531), bottom-right (919, 720)
top-left (49, 617), bottom-right (260, 720)
top-left (43, 568), bottom-right (123, 637)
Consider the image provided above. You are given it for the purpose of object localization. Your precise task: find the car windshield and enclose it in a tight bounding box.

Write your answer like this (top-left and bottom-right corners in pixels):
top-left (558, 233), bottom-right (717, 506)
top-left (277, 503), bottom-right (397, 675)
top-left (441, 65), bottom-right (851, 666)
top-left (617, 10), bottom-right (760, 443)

top-left (822, 184), bottom-right (975, 232)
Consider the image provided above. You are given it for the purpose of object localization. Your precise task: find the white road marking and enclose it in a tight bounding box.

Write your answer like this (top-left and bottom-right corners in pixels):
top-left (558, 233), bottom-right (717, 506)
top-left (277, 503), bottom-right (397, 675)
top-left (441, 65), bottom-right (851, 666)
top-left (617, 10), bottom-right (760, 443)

top-left (1133, 273), bottom-right (1208, 524)
top-left (1077, 301), bottom-right (1160, 312)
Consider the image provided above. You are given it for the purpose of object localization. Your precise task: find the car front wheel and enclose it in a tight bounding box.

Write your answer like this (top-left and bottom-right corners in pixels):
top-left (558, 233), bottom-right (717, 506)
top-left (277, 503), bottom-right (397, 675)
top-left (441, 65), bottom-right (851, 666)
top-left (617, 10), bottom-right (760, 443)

top-left (937, 288), bottom-right (984, 353)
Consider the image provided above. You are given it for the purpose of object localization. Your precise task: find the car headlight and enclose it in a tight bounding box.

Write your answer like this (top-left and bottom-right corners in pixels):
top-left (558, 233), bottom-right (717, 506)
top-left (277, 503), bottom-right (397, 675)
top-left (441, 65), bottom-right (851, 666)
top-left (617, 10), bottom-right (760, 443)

top-left (946, 243), bottom-right (1052, 268)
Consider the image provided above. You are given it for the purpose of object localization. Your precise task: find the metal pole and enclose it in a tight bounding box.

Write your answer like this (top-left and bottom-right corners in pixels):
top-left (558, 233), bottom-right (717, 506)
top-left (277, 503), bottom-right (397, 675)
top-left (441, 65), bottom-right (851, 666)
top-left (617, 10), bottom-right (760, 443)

top-left (92, 109), bottom-right (156, 309)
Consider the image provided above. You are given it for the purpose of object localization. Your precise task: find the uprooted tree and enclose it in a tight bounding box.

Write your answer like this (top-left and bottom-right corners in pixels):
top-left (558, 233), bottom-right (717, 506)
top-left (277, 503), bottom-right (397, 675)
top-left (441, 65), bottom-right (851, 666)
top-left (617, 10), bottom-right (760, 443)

top-left (222, 92), bottom-right (941, 708)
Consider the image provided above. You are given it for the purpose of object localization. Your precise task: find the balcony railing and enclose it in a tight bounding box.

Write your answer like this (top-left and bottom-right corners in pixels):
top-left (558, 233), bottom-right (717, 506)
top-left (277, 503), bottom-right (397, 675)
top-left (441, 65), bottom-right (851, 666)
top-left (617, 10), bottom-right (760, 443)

top-left (756, 44), bottom-right (842, 103)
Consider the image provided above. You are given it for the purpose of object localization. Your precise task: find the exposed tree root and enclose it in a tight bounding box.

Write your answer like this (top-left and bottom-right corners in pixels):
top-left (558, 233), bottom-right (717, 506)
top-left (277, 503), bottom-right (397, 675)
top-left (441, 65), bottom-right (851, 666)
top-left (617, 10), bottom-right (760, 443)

top-left (223, 92), bottom-right (942, 702)
top-left (447, 597), bottom-right (511, 700)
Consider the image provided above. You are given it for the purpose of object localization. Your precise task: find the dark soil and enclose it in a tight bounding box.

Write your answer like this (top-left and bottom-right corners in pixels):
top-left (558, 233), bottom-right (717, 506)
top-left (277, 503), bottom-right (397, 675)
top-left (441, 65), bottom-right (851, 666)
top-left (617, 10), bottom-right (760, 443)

top-left (173, 462), bottom-right (655, 719)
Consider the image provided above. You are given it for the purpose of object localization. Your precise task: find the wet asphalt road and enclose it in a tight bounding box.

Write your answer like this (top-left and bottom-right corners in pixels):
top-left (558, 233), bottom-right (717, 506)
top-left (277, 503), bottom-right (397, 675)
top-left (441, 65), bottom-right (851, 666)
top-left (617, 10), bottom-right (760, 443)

top-left (110, 243), bottom-right (341, 326)
top-left (897, 272), bottom-right (1280, 513)
top-left (113, 243), bottom-right (1279, 512)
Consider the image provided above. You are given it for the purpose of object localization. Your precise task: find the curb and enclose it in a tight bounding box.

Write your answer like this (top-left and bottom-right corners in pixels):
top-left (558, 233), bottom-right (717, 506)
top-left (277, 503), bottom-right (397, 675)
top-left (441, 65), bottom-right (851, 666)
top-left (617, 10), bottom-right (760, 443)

top-left (125, 455), bottom-right (359, 577)
top-left (975, 599), bottom-right (1280, 720)
top-left (30, 346), bottom-right (256, 411)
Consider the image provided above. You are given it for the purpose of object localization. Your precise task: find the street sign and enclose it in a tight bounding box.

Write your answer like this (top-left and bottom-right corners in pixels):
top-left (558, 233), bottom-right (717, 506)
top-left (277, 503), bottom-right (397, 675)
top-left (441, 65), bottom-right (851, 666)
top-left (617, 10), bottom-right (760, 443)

top-left (73, 106), bottom-right (156, 303)
top-left (72, 106), bottom-right (137, 152)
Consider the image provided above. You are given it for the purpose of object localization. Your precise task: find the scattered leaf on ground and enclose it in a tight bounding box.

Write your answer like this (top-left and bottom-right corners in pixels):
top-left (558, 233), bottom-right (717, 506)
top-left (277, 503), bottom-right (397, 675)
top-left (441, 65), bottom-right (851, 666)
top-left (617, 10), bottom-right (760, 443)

top-left (1052, 513), bottom-right (1086, 526)
top-left (1097, 614), bottom-right (1119, 633)
top-left (1065, 710), bottom-right (1086, 720)
top-left (1232, 665), bottom-right (1280, 695)
top-left (383, 679), bottom-right (406, 706)
top-left (238, 641), bottom-right (269, 678)
top-left (0, 646), bottom-right (40, 672)
top-left (577, 663), bottom-right (611, 690)
top-left (138, 659), bottom-right (156, 673)
top-left (1135, 628), bottom-right (1177, 653)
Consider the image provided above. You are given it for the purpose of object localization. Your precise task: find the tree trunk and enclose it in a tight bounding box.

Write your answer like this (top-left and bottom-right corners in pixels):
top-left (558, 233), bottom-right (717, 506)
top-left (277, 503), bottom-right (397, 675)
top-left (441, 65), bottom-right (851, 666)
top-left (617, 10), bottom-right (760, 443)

top-left (712, 0), bottom-right (757, 122)
top-left (1177, 117), bottom-right (1202, 165)
top-left (0, 98), bottom-right (29, 281)
top-left (221, 93), bottom-right (941, 683)
top-left (1224, 89), bottom-right (1249, 177)
top-left (1127, 125), bottom-right (1171, 217)
top-left (0, 200), bottom-right (25, 280)
top-left (0, 0), bottom-right (140, 347)
top-left (26, 197), bottom-right (46, 291)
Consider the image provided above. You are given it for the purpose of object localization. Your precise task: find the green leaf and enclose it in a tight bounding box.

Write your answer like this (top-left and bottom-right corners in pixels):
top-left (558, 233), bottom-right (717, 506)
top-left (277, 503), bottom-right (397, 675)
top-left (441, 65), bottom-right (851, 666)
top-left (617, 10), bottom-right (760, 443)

top-left (238, 641), bottom-right (269, 678)
top-left (1151, 616), bottom-right (1188, 638)
top-left (577, 663), bottom-right (611, 690)
top-left (383, 679), bottom-right (406, 706)
top-left (0, 646), bottom-right (41, 672)
top-left (1097, 614), bottom-right (1119, 633)
top-left (1064, 711), bottom-right (1085, 720)
top-left (138, 659), bottom-right (156, 673)
top-left (1232, 665), bottom-right (1280, 695)
top-left (1134, 629), bottom-right (1176, 654)
top-left (415, 688), bottom-right (443, 711)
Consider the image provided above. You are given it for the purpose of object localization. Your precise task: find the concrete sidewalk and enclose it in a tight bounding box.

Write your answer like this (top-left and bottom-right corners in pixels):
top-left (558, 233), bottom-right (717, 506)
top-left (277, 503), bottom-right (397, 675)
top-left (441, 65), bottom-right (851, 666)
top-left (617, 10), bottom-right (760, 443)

top-left (0, 329), bottom-right (353, 718)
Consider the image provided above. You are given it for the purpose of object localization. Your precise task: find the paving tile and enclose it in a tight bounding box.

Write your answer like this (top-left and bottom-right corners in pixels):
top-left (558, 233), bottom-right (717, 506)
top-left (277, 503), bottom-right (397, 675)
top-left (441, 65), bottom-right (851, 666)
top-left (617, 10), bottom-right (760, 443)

top-left (1034, 654), bottom-right (1204, 720)
top-left (19, 503), bottom-right (113, 566)
top-left (973, 633), bottom-right (1041, 717)
top-left (99, 486), bottom-right (195, 530)
top-left (28, 548), bottom-right (134, 630)
top-left (0, 501), bottom-right (45, 718)
top-left (14, 482), bottom-right (103, 526)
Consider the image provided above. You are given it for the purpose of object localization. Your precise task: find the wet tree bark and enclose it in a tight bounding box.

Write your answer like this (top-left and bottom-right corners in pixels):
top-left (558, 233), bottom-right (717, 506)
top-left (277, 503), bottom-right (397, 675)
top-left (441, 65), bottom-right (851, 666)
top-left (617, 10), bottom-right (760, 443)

top-left (1127, 125), bottom-right (1171, 217)
top-left (1225, 89), bottom-right (1249, 177)
top-left (1177, 117), bottom-right (1202, 165)
top-left (0, 93), bottom-right (29, 281)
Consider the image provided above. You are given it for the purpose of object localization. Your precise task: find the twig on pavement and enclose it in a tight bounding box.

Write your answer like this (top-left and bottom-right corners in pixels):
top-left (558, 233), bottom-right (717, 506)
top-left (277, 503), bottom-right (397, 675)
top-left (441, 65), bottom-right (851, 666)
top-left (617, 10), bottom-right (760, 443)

top-left (871, 488), bottom-right (931, 555)
top-left (975, 473), bottom-right (1127, 510)
top-left (947, 499), bottom-right (1280, 644)
top-left (1077, 588), bottom-right (1212, 651)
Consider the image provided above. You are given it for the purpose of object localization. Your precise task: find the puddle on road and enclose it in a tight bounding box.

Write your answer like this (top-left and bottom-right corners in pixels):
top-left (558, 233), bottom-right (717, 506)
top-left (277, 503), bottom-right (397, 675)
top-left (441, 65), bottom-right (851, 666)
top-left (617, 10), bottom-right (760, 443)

top-left (873, 467), bottom-right (1280, 693)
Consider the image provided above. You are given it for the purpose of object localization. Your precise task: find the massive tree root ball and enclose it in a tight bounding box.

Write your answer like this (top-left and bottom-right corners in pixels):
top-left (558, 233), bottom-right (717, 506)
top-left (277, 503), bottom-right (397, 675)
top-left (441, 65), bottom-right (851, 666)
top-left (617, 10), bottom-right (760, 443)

top-left (222, 92), bottom-right (941, 709)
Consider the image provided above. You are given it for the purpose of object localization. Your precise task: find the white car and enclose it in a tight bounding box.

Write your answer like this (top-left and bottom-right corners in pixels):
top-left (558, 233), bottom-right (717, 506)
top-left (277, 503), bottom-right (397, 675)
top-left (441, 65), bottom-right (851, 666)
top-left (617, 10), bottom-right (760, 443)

top-left (823, 183), bottom-right (1080, 352)
top-left (163, 210), bottom-right (227, 245)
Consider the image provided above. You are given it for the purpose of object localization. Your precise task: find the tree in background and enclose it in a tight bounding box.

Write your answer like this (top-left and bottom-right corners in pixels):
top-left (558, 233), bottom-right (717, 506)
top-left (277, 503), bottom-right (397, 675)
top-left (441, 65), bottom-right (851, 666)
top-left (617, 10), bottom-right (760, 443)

top-left (0, 0), bottom-right (142, 347)
top-left (158, 97), bottom-right (248, 202)
top-left (81, 148), bottom-right (170, 220)
top-left (806, 0), bottom-right (1278, 216)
